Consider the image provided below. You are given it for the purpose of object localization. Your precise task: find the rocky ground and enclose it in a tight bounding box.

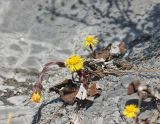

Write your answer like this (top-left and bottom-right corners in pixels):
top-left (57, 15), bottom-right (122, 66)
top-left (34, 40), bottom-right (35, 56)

top-left (0, 0), bottom-right (160, 124)
top-left (30, 32), bottom-right (160, 124)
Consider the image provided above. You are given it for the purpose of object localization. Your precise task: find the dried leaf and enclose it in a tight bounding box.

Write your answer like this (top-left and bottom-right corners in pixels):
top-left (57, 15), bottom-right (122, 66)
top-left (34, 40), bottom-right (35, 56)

top-left (49, 79), bottom-right (79, 104)
top-left (94, 50), bottom-right (110, 61)
top-left (70, 113), bottom-right (84, 124)
top-left (119, 41), bottom-right (126, 55)
top-left (121, 63), bottom-right (133, 70)
top-left (113, 60), bottom-right (133, 70)
top-left (128, 80), bottom-right (140, 95)
top-left (76, 83), bottom-right (87, 100)
top-left (110, 42), bottom-right (121, 55)
top-left (49, 79), bottom-right (77, 92)
top-left (88, 83), bottom-right (97, 96)
top-left (61, 87), bottom-right (79, 95)
top-left (60, 90), bottom-right (78, 104)
top-left (88, 83), bottom-right (102, 97)
top-left (89, 43), bottom-right (112, 61)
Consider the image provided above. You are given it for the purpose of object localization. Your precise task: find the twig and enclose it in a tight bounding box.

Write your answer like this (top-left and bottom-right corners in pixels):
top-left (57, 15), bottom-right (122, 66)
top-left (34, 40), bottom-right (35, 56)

top-left (109, 69), bottom-right (160, 74)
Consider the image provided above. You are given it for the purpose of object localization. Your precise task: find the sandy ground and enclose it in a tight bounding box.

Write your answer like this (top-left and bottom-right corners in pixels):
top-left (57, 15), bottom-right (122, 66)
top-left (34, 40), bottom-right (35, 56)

top-left (0, 0), bottom-right (160, 124)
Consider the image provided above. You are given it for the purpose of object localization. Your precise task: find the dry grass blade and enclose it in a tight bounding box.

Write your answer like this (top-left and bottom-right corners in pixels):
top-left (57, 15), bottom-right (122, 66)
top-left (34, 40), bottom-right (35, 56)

top-left (6, 113), bottom-right (12, 124)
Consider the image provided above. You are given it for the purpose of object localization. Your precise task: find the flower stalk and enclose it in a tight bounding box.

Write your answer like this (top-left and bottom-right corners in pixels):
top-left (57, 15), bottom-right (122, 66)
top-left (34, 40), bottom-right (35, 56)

top-left (31, 61), bottom-right (65, 103)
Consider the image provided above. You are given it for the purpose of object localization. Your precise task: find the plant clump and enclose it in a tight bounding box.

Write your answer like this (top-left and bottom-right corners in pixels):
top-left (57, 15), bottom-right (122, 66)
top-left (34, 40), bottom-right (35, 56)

top-left (31, 35), bottom-right (135, 123)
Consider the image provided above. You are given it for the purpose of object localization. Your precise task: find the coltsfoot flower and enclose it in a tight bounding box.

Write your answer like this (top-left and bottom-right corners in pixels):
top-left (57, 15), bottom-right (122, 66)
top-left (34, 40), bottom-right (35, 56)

top-left (65, 55), bottom-right (84, 72)
top-left (31, 92), bottom-right (42, 103)
top-left (84, 35), bottom-right (98, 48)
top-left (123, 104), bottom-right (140, 118)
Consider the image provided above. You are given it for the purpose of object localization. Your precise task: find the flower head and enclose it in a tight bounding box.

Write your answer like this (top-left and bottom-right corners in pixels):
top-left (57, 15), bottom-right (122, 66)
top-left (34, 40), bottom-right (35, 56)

top-left (84, 35), bottom-right (98, 48)
top-left (65, 55), bottom-right (84, 72)
top-left (31, 92), bottom-right (42, 103)
top-left (123, 104), bottom-right (140, 118)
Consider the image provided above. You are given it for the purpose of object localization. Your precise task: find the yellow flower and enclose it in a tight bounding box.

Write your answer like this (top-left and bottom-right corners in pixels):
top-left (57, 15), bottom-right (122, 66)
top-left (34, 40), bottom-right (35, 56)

top-left (31, 92), bottom-right (42, 103)
top-left (123, 104), bottom-right (140, 118)
top-left (65, 55), bottom-right (84, 72)
top-left (84, 35), bottom-right (98, 48)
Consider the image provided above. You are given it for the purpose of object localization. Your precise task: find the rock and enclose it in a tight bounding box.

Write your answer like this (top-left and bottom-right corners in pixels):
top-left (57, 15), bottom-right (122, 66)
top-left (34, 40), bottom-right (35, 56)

top-left (0, 86), bottom-right (15, 91)
top-left (13, 90), bottom-right (17, 95)
top-left (0, 101), bottom-right (4, 106)
top-left (121, 75), bottom-right (137, 88)
top-left (128, 30), bottom-right (160, 64)
top-left (139, 110), bottom-right (152, 120)
top-left (92, 117), bottom-right (103, 124)
top-left (7, 95), bottom-right (27, 106)
top-left (0, 78), bottom-right (4, 85)
top-left (0, 106), bottom-right (35, 124)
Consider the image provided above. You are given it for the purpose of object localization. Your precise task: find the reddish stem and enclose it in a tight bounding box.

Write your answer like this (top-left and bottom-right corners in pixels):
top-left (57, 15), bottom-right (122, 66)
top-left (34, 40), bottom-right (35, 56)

top-left (33, 61), bottom-right (64, 92)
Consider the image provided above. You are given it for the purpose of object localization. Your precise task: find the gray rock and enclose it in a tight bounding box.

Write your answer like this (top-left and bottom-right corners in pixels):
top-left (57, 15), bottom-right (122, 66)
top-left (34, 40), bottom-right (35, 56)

top-left (7, 95), bottom-right (27, 106)
top-left (138, 110), bottom-right (152, 120)
top-left (0, 106), bottom-right (35, 124)
top-left (0, 78), bottom-right (4, 85)
top-left (0, 101), bottom-right (4, 106)
top-left (121, 75), bottom-right (138, 88)
top-left (7, 56), bottom-right (18, 66)
top-left (0, 0), bottom-right (159, 70)
top-left (92, 117), bottom-right (103, 124)
top-left (128, 30), bottom-right (160, 64)
top-left (0, 85), bottom-right (15, 91)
